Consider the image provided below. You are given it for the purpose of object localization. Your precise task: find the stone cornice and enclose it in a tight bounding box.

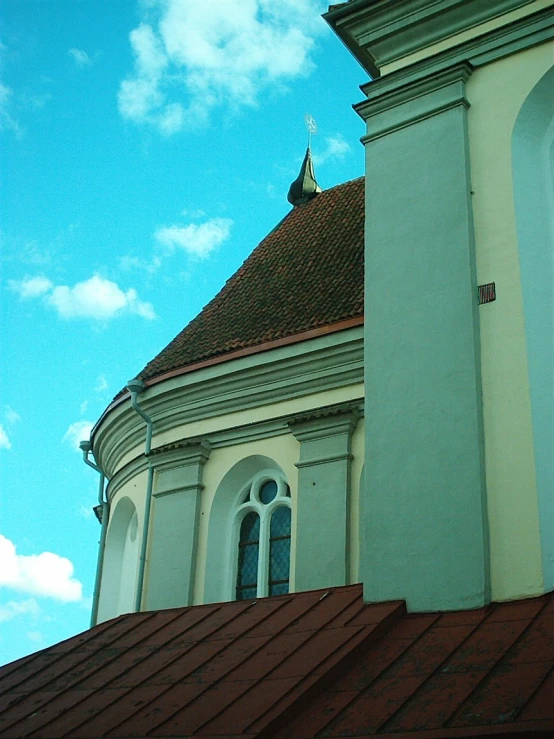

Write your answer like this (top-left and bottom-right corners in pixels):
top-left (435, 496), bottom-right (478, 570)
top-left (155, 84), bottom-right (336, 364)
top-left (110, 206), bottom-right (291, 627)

top-left (324, 0), bottom-right (540, 75)
top-left (288, 403), bottom-right (361, 444)
top-left (94, 327), bottom-right (364, 478)
top-left (151, 439), bottom-right (211, 473)
top-left (356, 61), bottom-right (473, 139)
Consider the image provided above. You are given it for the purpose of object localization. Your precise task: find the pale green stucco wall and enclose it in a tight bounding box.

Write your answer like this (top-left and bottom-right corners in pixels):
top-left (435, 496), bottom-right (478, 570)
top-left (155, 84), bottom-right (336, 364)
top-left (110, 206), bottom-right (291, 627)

top-left (361, 89), bottom-right (489, 612)
top-left (349, 418), bottom-right (364, 584)
top-left (467, 42), bottom-right (554, 599)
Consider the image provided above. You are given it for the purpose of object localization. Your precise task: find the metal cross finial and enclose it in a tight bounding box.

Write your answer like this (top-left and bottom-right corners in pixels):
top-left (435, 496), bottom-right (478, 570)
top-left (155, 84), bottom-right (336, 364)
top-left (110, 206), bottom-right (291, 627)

top-left (304, 113), bottom-right (317, 148)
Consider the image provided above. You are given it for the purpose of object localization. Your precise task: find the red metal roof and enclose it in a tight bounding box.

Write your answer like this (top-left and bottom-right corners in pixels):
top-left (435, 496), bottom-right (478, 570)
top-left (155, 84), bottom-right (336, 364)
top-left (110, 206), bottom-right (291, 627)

top-left (0, 585), bottom-right (553, 738)
top-left (135, 177), bottom-right (365, 386)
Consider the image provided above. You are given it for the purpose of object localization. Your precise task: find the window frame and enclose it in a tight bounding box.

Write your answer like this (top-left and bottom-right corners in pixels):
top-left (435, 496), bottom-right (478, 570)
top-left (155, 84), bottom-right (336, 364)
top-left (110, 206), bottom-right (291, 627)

top-left (231, 470), bottom-right (291, 600)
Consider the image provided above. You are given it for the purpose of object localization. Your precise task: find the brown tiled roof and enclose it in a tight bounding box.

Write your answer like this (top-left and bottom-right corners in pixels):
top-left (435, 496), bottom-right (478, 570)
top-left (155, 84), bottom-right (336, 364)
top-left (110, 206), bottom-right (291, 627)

top-left (1, 585), bottom-right (554, 738)
top-left (138, 177), bottom-right (364, 384)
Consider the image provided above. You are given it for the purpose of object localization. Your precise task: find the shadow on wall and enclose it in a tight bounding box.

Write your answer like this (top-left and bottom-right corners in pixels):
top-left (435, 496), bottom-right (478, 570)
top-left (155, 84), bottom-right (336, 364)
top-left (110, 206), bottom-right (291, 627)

top-left (512, 63), bottom-right (554, 590)
top-left (98, 496), bottom-right (139, 622)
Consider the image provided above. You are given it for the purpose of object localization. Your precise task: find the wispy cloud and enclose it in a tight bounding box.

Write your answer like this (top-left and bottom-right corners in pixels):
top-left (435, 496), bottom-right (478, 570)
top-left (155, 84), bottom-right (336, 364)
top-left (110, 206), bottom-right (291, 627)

top-left (0, 598), bottom-right (40, 624)
top-left (0, 81), bottom-right (21, 136)
top-left (312, 134), bottom-right (351, 166)
top-left (9, 274), bottom-right (155, 321)
top-left (0, 40), bottom-right (22, 137)
top-left (154, 217), bottom-right (233, 259)
top-left (78, 504), bottom-right (94, 520)
top-left (0, 535), bottom-right (83, 602)
top-left (0, 407), bottom-right (21, 450)
top-left (9, 275), bottom-right (53, 298)
top-left (118, 0), bottom-right (326, 135)
top-left (63, 421), bottom-right (94, 452)
top-left (0, 424), bottom-right (11, 450)
top-left (4, 407), bottom-right (21, 425)
top-left (68, 48), bottom-right (92, 67)
top-left (94, 374), bottom-right (108, 393)
top-left (118, 254), bottom-right (162, 274)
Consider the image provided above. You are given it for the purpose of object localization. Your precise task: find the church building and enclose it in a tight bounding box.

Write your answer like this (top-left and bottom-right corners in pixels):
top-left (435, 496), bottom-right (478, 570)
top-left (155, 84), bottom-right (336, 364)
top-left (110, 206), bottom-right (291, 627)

top-left (1, 1), bottom-right (553, 736)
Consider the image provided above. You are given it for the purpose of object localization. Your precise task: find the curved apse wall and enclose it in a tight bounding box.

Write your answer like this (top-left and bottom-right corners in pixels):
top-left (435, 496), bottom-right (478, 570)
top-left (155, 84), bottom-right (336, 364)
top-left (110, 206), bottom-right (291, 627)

top-left (512, 64), bottom-right (554, 590)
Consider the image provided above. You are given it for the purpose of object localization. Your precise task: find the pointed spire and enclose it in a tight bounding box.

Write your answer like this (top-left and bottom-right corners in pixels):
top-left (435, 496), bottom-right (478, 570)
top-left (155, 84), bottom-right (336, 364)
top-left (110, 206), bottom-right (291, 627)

top-left (287, 146), bottom-right (322, 206)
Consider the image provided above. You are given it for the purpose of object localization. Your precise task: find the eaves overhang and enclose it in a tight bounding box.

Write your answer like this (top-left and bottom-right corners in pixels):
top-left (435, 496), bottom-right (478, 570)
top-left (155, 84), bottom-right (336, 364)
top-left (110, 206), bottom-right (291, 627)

top-left (324, 0), bottom-right (540, 76)
top-left (91, 320), bottom-right (364, 478)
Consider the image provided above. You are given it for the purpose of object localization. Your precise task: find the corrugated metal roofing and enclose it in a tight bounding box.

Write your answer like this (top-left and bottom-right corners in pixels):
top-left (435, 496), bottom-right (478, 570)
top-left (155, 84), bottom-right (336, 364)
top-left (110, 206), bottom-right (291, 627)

top-left (0, 585), bottom-right (553, 738)
top-left (136, 177), bottom-right (364, 386)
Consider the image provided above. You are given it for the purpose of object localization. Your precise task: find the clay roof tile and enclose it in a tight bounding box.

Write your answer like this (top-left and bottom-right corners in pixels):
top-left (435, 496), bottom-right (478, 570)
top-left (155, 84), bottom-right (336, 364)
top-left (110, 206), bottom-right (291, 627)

top-left (136, 177), bottom-right (364, 385)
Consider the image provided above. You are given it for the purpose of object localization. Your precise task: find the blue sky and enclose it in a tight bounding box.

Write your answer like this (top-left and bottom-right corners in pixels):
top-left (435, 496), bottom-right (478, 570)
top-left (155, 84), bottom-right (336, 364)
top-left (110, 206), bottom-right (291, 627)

top-left (0, 0), bottom-right (367, 666)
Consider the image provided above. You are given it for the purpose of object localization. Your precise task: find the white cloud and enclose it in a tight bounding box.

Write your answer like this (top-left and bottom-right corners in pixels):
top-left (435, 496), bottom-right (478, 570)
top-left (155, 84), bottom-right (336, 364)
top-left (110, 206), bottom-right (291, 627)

top-left (0, 424), bottom-right (11, 450)
top-left (0, 598), bottom-right (40, 623)
top-left (27, 630), bottom-right (43, 643)
top-left (9, 275), bottom-right (53, 299)
top-left (118, 0), bottom-right (326, 134)
top-left (10, 273), bottom-right (155, 321)
top-left (0, 536), bottom-right (82, 602)
top-left (63, 421), bottom-right (94, 452)
top-left (68, 48), bottom-right (92, 66)
top-left (79, 400), bottom-right (89, 415)
top-left (49, 275), bottom-right (156, 320)
top-left (154, 217), bottom-right (232, 259)
top-left (312, 134), bottom-right (351, 166)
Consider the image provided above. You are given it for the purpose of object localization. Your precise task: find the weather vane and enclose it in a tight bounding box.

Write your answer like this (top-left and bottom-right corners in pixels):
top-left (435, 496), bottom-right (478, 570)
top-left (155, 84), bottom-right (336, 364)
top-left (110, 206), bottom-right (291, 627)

top-left (304, 113), bottom-right (317, 148)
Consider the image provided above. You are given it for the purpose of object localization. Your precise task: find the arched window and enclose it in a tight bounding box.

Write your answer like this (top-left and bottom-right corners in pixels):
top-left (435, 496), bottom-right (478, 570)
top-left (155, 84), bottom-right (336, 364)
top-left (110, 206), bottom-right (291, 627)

top-left (235, 475), bottom-right (291, 600)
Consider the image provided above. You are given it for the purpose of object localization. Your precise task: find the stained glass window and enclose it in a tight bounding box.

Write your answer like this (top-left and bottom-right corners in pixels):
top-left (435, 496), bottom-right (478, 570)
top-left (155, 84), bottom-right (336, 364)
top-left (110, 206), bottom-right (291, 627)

top-left (269, 506), bottom-right (291, 596)
top-left (234, 474), bottom-right (291, 600)
top-left (236, 512), bottom-right (260, 600)
top-left (259, 480), bottom-right (278, 504)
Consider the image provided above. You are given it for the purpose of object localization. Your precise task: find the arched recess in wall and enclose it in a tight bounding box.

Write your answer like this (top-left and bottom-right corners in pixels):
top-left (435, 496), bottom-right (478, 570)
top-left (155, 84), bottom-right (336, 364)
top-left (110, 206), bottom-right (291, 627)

top-left (203, 455), bottom-right (290, 605)
top-left (97, 496), bottom-right (139, 622)
top-left (512, 64), bottom-right (554, 590)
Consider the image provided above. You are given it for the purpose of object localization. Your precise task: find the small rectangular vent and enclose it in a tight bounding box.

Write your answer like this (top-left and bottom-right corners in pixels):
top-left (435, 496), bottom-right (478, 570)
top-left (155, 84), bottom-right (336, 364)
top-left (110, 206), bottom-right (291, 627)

top-left (478, 282), bottom-right (496, 305)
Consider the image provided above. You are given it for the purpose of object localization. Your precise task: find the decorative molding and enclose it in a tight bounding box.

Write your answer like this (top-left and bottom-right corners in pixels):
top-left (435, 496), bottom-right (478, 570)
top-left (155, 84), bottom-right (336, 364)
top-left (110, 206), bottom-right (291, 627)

top-left (151, 440), bottom-right (211, 473)
top-left (106, 399), bottom-right (365, 502)
top-left (100, 315), bottom-right (364, 418)
top-left (93, 327), bottom-right (364, 477)
top-left (287, 401), bottom-right (363, 426)
top-left (295, 452), bottom-right (354, 469)
top-left (324, 0), bottom-right (539, 74)
top-left (106, 455), bottom-right (149, 500)
top-left (357, 62), bottom-right (473, 141)
top-left (289, 405), bottom-right (361, 446)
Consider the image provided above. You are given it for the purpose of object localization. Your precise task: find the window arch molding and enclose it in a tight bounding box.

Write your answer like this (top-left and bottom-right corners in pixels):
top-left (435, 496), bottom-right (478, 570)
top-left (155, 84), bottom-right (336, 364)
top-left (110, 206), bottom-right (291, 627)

top-left (231, 470), bottom-right (292, 600)
top-left (204, 455), bottom-right (292, 605)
